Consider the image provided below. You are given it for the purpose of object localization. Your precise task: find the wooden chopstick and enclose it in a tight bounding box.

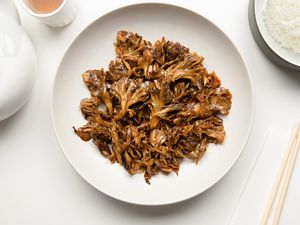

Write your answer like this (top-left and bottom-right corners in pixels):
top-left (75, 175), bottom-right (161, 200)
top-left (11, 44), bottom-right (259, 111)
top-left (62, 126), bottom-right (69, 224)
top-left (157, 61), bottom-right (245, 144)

top-left (260, 122), bottom-right (300, 225)
top-left (272, 127), bottom-right (300, 225)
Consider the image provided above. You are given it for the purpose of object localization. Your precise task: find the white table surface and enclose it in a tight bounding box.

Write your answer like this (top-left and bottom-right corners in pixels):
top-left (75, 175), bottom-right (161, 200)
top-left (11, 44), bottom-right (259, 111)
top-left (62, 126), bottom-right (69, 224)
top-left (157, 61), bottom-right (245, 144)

top-left (1, 0), bottom-right (300, 224)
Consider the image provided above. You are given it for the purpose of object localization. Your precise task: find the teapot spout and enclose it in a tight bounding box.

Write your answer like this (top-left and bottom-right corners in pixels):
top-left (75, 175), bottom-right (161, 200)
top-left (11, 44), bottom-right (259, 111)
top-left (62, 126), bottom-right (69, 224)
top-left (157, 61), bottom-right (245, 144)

top-left (0, 0), bottom-right (20, 24)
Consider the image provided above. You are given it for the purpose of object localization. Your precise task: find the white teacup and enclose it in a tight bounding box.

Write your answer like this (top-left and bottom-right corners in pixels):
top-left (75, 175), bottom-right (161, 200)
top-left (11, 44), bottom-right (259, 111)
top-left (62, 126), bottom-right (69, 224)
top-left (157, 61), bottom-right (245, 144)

top-left (19, 0), bottom-right (77, 27)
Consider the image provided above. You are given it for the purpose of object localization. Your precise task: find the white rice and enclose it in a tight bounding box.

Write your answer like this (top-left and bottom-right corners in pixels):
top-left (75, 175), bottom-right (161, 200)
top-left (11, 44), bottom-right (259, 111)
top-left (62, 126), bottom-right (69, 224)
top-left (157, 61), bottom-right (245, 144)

top-left (264, 0), bottom-right (300, 53)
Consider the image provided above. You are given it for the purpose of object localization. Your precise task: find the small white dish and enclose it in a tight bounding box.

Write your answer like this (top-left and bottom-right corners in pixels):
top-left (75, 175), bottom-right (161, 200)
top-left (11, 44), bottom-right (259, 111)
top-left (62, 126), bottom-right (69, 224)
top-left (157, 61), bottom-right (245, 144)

top-left (51, 3), bottom-right (254, 206)
top-left (19, 0), bottom-right (77, 27)
top-left (249, 0), bottom-right (300, 71)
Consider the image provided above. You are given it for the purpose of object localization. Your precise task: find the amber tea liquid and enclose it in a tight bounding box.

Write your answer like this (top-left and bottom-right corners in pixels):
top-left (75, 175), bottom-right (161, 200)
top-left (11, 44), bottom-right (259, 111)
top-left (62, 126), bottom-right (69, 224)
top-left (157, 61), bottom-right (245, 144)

top-left (26, 0), bottom-right (64, 14)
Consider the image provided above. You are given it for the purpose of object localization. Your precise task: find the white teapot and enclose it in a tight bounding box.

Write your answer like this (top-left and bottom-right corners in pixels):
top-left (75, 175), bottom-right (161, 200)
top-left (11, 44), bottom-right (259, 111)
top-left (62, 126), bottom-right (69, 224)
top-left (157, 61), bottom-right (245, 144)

top-left (0, 0), bottom-right (37, 121)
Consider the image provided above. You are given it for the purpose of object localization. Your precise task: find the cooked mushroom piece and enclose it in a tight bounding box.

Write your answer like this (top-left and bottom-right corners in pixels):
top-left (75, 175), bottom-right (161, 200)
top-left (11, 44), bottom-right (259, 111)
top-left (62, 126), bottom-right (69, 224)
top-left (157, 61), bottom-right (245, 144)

top-left (74, 31), bottom-right (232, 184)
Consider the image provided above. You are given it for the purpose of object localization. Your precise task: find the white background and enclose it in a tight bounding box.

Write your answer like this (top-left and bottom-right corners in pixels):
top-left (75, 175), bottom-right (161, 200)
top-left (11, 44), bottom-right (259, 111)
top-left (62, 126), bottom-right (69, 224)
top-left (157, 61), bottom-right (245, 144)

top-left (1, 0), bottom-right (299, 224)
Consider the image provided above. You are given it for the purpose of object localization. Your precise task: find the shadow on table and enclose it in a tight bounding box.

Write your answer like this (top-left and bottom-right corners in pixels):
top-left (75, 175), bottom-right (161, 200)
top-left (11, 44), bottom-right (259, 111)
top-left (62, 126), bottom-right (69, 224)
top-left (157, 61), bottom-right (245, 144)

top-left (273, 64), bottom-right (300, 84)
top-left (0, 106), bottom-right (26, 134)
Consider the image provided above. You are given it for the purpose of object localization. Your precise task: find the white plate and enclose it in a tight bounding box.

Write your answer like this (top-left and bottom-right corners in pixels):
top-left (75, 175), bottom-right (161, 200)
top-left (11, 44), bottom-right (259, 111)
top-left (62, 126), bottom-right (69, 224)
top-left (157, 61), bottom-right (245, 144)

top-left (51, 3), bottom-right (254, 206)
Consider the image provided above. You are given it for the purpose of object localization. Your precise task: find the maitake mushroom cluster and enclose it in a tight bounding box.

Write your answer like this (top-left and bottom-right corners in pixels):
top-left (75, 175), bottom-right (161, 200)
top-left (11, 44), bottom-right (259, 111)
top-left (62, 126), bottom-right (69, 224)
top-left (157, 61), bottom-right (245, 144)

top-left (74, 31), bottom-right (232, 184)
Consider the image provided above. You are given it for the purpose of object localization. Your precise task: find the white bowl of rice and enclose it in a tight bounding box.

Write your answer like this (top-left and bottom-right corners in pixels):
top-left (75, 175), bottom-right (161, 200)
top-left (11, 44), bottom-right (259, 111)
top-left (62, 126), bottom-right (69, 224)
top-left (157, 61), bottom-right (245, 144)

top-left (249, 0), bottom-right (300, 71)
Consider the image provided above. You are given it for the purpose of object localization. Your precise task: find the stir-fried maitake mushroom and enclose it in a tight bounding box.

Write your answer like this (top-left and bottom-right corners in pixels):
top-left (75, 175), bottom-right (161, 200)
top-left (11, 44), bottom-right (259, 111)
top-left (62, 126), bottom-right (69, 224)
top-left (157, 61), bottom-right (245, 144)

top-left (74, 31), bottom-right (232, 184)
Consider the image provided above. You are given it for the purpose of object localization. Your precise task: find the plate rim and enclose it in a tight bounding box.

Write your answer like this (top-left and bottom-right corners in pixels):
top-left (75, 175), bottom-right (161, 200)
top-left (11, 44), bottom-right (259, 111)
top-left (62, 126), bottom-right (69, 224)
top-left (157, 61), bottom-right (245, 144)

top-left (50, 2), bottom-right (255, 206)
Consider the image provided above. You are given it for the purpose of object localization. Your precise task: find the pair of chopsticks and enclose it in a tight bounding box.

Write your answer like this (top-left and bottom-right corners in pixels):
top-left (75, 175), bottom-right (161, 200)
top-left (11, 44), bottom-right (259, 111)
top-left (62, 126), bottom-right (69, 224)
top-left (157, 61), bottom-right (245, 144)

top-left (260, 122), bottom-right (300, 225)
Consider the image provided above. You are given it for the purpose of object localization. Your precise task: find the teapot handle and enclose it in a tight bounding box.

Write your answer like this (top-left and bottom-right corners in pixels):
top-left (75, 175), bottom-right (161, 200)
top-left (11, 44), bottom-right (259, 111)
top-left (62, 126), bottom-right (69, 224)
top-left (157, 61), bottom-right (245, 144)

top-left (0, 0), bottom-right (20, 24)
